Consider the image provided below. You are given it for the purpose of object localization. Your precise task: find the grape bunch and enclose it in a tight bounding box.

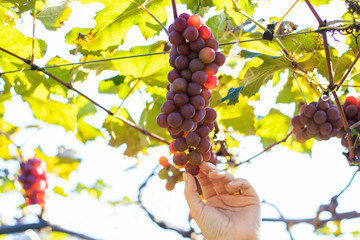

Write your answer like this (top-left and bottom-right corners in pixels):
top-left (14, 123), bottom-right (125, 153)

top-left (157, 13), bottom-right (225, 175)
top-left (291, 98), bottom-right (343, 143)
top-left (158, 156), bottom-right (182, 191)
top-left (18, 158), bottom-right (48, 209)
top-left (340, 96), bottom-right (360, 150)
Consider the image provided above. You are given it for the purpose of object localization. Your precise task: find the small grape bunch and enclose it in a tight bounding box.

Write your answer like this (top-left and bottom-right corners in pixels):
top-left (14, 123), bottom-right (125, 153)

top-left (18, 158), bottom-right (48, 209)
top-left (158, 156), bottom-right (182, 191)
top-left (291, 98), bottom-right (343, 143)
top-left (340, 96), bottom-right (360, 149)
top-left (156, 13), bottom-right (224, 175)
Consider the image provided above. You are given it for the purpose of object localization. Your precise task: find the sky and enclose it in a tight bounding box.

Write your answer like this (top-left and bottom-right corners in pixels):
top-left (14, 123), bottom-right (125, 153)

top-left (1, 0), bottom-right (360, 239)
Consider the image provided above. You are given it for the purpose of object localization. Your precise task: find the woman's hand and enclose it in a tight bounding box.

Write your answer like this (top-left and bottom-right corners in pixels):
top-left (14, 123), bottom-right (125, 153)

top-left (183, 162), bottom-right (261, 240)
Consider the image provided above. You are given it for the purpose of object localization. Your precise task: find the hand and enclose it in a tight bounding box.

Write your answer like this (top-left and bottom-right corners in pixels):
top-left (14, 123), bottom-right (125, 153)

top-left (183, 162), bottom-right (261, 240)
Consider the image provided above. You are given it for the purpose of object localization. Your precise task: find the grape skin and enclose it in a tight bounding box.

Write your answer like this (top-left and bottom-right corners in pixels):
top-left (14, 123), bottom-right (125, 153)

top-left (188, 151), bottom-right (203, 165)
top-left (172, 78), bottom-right (188, 93)
top-left (192, 71), bottom-right (207, 85)
top-left (156, 113), bottom-right (169, 128)
top-left (173, 152), bottom-right (188, 166)
top-left (167, 112), bottom-right (183, 128)
top-left (180, 104), bottom-right (196, 119)
top-left (174, 137), bottom-right (188, 152)
top-left (199, 47), bottom-right (216, 64)
top-left (161, 100), bottom-right (178, 115)
top-left (181, 118), bottom-right (195, 132)
top-left (313, 110), bottom-right (327, 125)
top-left (183, 26), bottom-right (199, 42)
top-left (326, 107), bottom-right (340, 122)
top-left (186, 132), bottom-right (201, 146)
top-left (173, 93), bottom-right (189, 106)
top-left (190, 96), bottom-right (205, 110)
top-left (169, 31), bottom-right (184, 46)
top-left (189, 58), bottom-right (204, 72)
top-left (187, 82), bottom-right (202, 96)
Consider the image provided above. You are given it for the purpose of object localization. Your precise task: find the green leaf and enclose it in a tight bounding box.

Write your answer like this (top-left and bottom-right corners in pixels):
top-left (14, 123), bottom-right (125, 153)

top-left (0, 3), bottom-right (17, 26)
top-left (255, 109), bottom-right (291, 147)
top-left (34, 147), bottom-right (81, 180)
top-left (108, 196), bottom-right (136, 206)
top-left (221, 86), bottom-right (243, 105)
top-left (23, 96), bottom-right (77, 132)
top-left (213, 0), bottom-right (257, 25)
top-left (98, 75), bottom-right (132, 99)
top-left (283, 135), bottom-right (314, 155)
top-left (74, 0), bottom-right (170, 51)
top-left (103, 108), bottom-right (149, 156)
top-left (217, 100), bottom-right (256, 135)
top-left (300, 0), bottom-right (333, 6)
top-left (0, 25), bottom-right (47, 71)
top-left (73, 179), bottom-right (110, 199)
top-left (53, 186), bottom-right (68, 197)
top-left (276, 74), bottom-right (320, 104)
top-left (76, 118), bottom-right (104, 143)
top-left (139, 97), bottom-right (171, 144)
top-left (0, 177), bottom-right (16, 192)
top-left (84, 41), bottom-right (171, 88)
top-left (206, 12), bottom-right (229, 41)
top-left (241, 55), bottom-right (292, 97)
top-left (36, 0), bottom-right (72, 31)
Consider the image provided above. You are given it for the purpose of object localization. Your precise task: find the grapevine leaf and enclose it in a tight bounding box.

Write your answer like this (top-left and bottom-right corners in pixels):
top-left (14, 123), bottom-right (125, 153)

top-left (73, 179), bottom-right (110, 199)
top-left (103, 107), bottom-right (149, 156)
top-left (76, 119), bottom-right (104, 143)
top-left (241, 55), bottom-right (292, 97)
top-left (283, 136), bottom-right (314, 155)
top-left (0, 3), bottom-right (17, 26)
top-left (0, 102), bottom-right (4, 117)
top-left (0, 25), bottom-right (47, 71)
top-left (300, 0), bottom-right (333, 6)
top-left (108, 196), bottom-right (136, 206)
top-left (34, 147), bottom-right (81, 180)
top-left (206, 12), bottom-right (229, 41)
top-left (276, 74), bottom-right (320, 104)
top-left (73, 0), bottom-right (170, 51)
top-left (281, 31), bottom-right (324, 56)
top-left (23, 96), bottom-right (77, 132)
top-left (239, 50), bottom-right (263, 59)
top-left (139, 97), bottom-right (171, 144)
top-left (0, 135), bottom-right (12, 160)
top-left (217, 100), bottom-right (256, 135)
top-left (83, 41), bottom-right (171, 88)
top-left (213, 0), bottom-right (257, 25)
top-left (98, 75), bottom-right (133, 99)
top-left (36, 0), bottom-right (72, 31)
top-left (0, 177), bottom-right (16, 192)
top-left (180, 0), bottom-right (212, 15)
top-left (221, 86), bottom-right (243, 105)
top-left (255, 109), bottom-right (291, 147)
top-left (53, 186), bottom-right (68, 197)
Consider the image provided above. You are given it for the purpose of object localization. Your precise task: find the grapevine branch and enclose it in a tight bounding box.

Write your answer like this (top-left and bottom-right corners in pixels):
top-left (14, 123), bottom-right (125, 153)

top-left (262, 200), bottom-right (295, 240)
top-left (0, 220), bottom-right (98, 240)
top-left (304, 0), bottom-right (355, 162)
top-left (235, 131), bottom-right (293, 166)
top-left (137, 168), bottom-right (195, 238)
top-left (0, 47), bottom-right (169, 145)
top-left (263, 167), bottom-right (360, 229)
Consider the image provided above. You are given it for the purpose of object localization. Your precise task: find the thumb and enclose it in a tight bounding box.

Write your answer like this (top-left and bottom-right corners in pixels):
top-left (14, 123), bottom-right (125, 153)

top-left (183, 172), bottom-right (205, 220)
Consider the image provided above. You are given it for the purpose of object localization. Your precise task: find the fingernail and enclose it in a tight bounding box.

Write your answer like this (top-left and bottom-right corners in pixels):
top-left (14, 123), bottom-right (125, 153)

top-left (183, 172), bottom-right (188, 182)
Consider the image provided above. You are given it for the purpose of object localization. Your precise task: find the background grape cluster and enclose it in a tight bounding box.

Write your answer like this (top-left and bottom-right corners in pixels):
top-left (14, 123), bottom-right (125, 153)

top-left (340, 96), bottom-right (360, 159)
top-left (291, 98), bottom-right (343, 143)
top-left (18, 158), bottom-right (48, 209)
top-left (156, 13), bottom-right (225, 176)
